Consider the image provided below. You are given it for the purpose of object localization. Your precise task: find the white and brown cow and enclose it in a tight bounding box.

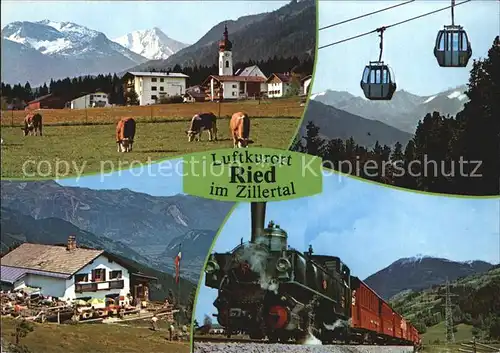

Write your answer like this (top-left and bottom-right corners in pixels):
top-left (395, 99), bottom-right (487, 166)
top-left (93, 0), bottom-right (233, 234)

top-left (185, 113), bottom-right (218, 142)
top-left (22, 112), bottom-right (43, 136)
top-left (230, 112), bottom-right (253, 148)
top-left (116, 117), bottom-right (136, 152)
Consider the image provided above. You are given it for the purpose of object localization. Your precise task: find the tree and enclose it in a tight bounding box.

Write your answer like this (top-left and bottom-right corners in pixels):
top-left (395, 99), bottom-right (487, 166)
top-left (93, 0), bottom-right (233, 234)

top-left (303, 121), bottom-right (324, 157)
top-left (23, 82), bottom-right (33, 102)
top-left (452, 36), bottom-right (500, 195)
top-left (124, 88), bottom-right (139, 106)
top-left (285, 73), bottom-right (301, 97)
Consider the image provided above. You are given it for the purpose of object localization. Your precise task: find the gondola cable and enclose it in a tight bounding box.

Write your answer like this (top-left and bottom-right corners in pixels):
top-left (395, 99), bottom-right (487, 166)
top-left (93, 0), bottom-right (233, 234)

top-left (318, 0), bottom-right (472, 50)
top-left (318, 0), bottom-right (416, 31)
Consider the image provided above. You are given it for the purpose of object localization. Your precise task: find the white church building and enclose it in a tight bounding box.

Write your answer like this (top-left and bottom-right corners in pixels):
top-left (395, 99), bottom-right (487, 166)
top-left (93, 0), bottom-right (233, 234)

top-left (203, 26), bottom-right (267, 101)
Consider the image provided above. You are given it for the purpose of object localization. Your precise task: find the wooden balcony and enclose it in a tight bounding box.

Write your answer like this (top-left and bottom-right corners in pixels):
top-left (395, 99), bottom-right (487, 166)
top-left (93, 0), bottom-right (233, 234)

top-left (75, 279), bottom-right (124, 293)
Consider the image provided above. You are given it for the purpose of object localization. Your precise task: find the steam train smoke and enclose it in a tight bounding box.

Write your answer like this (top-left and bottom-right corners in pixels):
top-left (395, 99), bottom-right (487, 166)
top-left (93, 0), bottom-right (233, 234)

top-left (237, 243), bottom-right (279, 294)
top-left (323, 318), bottom-right (351, 331)
top-left (299, 329), bottom-right (322, 345)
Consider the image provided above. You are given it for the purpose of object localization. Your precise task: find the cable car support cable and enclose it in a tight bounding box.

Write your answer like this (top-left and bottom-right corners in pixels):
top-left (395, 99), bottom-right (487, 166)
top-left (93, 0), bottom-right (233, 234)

top-left (318, 0), bottom-right (472, 50)
top-left (318, 0), bottom-right (416, 31)
top-left (377, 27), bottom-right (385, 62)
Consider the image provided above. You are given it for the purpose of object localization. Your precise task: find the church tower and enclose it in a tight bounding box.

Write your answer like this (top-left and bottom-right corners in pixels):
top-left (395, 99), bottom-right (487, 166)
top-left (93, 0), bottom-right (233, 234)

top-left (218, 25), bottom-right (233, 76)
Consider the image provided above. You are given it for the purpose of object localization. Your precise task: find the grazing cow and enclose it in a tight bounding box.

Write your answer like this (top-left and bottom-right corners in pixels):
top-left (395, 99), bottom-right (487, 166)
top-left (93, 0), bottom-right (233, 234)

top-left (230, 112), bottom-right (253, 148)
top-left (22, 112), bottom-right (43, 136)
top-left (185, 113), bottom-right (217, 142)
top-left (116, 117), bottom-right (136, 152)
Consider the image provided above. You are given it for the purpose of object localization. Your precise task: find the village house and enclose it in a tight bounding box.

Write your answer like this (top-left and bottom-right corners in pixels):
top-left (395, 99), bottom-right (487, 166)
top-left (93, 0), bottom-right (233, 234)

top-left (266, 73), bottom-right (295, 98)
top-left (301, 75), bottom-right (312, 96)
top-left (123, 71), bottom-right (189, 106)
top-left (26, 94), bottom-right (67, 110)
top-left (203, 26), bottom-right (267, 101)
top-left (69, 92), bottom-right (110, 109)
top-left (183, 85), bottom-right (206, 103)
top-left (0, 237), bottom-right (156, 304)
top-left (235, 65), bottom-right (266, 79)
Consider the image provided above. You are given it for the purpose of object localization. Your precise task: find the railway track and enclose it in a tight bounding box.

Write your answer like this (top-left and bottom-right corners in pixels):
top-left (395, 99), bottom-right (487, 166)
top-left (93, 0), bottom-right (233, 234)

top-left (193, 335), bottom-right (416, 347)
top-left (194, 336), bottom-right (266, 344)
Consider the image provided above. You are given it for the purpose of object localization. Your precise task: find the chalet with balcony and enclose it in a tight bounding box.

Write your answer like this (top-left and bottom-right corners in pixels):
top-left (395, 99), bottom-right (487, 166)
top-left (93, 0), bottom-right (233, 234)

top-left (267, 73), bottom-right (295, 98)
top-left (0, 237), bottom-right (156, 304)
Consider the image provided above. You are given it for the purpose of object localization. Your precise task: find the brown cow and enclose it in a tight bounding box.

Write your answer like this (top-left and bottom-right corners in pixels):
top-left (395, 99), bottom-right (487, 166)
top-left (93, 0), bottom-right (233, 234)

top-left (116, 117), bottom-right (136, 152)
top-left (230, 112), bottom-right (253, 148)
top-left (185, 113), bottom-right (217, 142)
top-left (22, 112), bottom-right (43, 136)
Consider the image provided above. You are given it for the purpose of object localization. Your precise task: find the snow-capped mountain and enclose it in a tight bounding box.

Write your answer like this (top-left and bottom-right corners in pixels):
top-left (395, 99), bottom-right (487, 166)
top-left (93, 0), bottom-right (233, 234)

top-left (1, 20), bottom-right (148, 85)
top-left (113, 27), bottom-right (188, 60)
top-left (311, 85), bottom-right (470, 133)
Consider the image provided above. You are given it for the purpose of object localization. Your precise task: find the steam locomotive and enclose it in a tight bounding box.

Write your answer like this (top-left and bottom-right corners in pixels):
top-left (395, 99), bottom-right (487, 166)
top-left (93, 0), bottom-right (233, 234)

top-left (204, 202), bottom-right (421, 347)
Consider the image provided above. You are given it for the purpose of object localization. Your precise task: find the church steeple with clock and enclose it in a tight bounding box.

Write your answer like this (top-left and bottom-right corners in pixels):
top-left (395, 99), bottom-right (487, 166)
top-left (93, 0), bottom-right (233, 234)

top-left (218, 24), bottom-right (233, 76)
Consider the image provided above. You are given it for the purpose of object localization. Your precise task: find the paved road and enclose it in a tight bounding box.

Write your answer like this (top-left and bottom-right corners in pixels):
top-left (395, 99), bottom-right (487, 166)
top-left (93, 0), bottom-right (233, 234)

top-left (193, 342), bottom-right (415, 353)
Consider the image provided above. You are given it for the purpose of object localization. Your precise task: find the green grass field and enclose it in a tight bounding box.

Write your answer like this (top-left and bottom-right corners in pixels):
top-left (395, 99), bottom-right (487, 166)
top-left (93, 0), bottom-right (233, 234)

top-left (420, 322), bottom-right (500, 352)
top-left (0, 116), bottom-right (299, 179)
top-left (1, 317), bottom-right (189, 353)
top-left (422, 321), bottom-right (475, 344)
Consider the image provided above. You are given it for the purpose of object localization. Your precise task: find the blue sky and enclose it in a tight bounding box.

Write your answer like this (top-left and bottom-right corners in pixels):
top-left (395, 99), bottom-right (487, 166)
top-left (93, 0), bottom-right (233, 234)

top-left (1, 1), bottom-right (288, 43)
top-left (314, 0), bottom-right (499, 96)
top-left (57, 158), bottom-right (183, 196)
top-left (194, 170), bottom-right (500, 323)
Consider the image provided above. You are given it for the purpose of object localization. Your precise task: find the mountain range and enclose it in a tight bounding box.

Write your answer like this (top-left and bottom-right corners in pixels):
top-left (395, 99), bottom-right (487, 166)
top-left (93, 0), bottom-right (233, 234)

top-left (311, 85), bottom-right (469, 134)
top-left (0, 207), bottom-right (196, 302)
top-left (112, 27), bottom-right (189, 60)
top-left (127, 0), bottom-right (316, 71)
top-left (0, 180), bottom-right (234, 282)
top-left (1, 0), bottom-right (315, 86)
top-left (364, 255), bottom-right (494, 300)
top-left (298, 100), bottom-right (414, 148)
top-left (1, 20), bottom-right (148, 86)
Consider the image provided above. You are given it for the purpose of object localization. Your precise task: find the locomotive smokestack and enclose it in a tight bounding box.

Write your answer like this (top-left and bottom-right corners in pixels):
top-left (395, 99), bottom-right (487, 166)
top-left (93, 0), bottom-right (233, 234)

top-left (250, 202), bottom-right (266, 243)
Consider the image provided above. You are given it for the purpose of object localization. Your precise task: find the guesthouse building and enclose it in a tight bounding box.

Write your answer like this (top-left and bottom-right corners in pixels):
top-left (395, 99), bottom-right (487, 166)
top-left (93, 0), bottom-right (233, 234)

top-left (0, 237), bottom-right (156, 304)
top-left (123, 71), bottom-right (189, 106)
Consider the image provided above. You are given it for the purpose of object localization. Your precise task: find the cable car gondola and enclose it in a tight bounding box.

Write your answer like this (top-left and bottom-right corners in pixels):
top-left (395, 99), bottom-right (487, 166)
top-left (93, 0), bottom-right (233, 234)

top-left (433, 0), bottom-right (472, 67)
top-left (360, 27), bottom-right (397, 101)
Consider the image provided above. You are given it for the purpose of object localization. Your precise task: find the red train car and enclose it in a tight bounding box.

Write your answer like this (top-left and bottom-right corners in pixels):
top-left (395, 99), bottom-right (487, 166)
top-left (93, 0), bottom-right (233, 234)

top-left (350, 276), bottom-right (419, 346)
top-left (351, 277), bottom-right (381, 342)
top-left (380, 301), bottom-right (395, 337)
